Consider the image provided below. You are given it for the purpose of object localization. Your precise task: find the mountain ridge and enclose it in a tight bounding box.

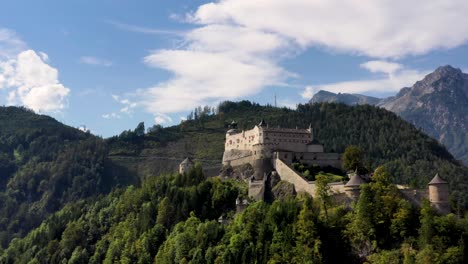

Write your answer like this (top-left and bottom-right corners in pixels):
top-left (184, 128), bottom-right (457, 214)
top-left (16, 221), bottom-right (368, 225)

top-left (309, 65), bottom-right (468, 165)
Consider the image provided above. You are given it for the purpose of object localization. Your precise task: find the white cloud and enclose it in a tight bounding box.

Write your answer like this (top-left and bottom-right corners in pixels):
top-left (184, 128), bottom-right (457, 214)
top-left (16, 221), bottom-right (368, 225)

top-left (301, 66), bottom-right (427, 98)
top-left (0, 28), bottom-right (27, 59)
top-left (136, 0), bottom-right (468, 115)
top-left (0, 50), bottom-right (70, 112)
top-left (360, 60), bottom-right (402, 75)
top-left (102, 113), bottom-right (121, 119)
top-left (106, 20), bottom-right (181, 35)
top-left (141, 24), bottom-right (289, 113)
top-left (102, 94), bottom-right (138, 119)
top-left (154, 113), bottom-right (173, 124)
top-left (192, 0), bottom-right (468, 58)
top-left (80, 56), bottom-right (112, 67)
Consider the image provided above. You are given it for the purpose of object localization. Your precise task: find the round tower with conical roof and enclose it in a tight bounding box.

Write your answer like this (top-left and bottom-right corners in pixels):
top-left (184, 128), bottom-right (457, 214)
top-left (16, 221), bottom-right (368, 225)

top-left (428, 173), bottom-right (450, 214)
top-left (344, 169), bottom-right (365, 200)
top-left (179, 157), bottom-right (194, 174)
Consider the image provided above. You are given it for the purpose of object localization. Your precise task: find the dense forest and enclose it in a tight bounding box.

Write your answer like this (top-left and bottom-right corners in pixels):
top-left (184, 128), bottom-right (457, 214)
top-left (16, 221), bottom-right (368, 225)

top-left (0, 107), bottom-right (136, 247)
top-left (1, 165), bottom-right (467, 263)
top-left (0, 101), bottom-right (467, 263)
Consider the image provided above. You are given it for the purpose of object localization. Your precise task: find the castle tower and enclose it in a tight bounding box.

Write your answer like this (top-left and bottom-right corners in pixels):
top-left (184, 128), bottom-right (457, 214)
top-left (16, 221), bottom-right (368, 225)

top-left (179, 157), bottom-right (194, 174)
top-left (344, 169), bottom-right (365, 200)
top-left (428, 173), bottom-right (450, 214)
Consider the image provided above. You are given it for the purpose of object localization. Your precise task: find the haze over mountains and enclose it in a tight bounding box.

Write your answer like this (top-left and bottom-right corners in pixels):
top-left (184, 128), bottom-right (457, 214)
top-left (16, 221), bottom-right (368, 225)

top-left (309, 65), bottom-right (468, 165)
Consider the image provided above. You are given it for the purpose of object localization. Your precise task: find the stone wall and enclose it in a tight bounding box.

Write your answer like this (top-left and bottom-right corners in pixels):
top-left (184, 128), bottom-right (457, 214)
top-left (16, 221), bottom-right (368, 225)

top-left (274, 158), bottom-right (316, 196)
top-left (274, 158), bottom-right (345, 197)
top-left (248, 177), bottom-right (266, 200)
top-left (222, 149), bottom-right (252, 164)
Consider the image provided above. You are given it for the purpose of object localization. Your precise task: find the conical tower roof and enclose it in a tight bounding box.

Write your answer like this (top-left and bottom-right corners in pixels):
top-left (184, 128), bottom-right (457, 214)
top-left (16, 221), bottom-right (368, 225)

top-left (428, 173), bottom-right (448, 185)
top-left (258, 119), bottom-right (267, 127)
top-left (180, 157), bottom-right (194, 165)
top-left (345, 173), bottom-right (365, 187)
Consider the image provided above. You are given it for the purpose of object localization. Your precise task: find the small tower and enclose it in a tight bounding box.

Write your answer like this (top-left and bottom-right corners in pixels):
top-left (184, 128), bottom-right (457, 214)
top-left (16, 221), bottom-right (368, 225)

top-left (258, 119), bottom-right (267, 127)
top-left (179, 157), bottom-right (194, 174)
top-left (428, 173), bottom-right (450, 214)
top-left (226, 120), bottom-right (239, 135)
top-left (344, 169), bottom-right (365, 200)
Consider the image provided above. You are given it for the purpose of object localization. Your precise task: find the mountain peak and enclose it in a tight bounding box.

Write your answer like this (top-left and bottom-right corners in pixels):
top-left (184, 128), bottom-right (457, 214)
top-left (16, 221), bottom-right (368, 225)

top-left (434, 65), bottom-right (462, 75)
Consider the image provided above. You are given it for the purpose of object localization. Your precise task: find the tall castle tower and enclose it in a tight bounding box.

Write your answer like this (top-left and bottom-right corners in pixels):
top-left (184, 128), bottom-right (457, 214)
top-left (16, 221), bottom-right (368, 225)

top-left (428, 173), bottom-right (450, 214)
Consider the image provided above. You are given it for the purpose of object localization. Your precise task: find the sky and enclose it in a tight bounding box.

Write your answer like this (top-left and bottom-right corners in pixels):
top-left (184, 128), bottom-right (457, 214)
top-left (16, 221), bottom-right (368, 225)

top-left (1, 0), bottom-right (468, 137)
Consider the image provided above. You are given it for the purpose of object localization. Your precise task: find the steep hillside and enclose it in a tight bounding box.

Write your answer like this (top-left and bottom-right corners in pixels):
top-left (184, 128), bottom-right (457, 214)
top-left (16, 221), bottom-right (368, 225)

top-left (0, 107), bottom-right (136, 247)
top-left (309, 65), bottom-right (468, 165)
top-left (108, 101), bottom-right (468, 207)
top-left (2, 165), bottom-right (467, 264)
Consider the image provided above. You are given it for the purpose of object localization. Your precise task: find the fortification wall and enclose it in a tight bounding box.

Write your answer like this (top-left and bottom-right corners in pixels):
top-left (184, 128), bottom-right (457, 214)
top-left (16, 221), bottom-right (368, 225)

top-left (299, 152), bottom-right (342, 169)
top-left (328, 182), bottom-right (345, 194)
top-left (274, 158), bottom-right (316, 196)
top-left (398, 188), bottom-right (428, 208)
top-left (224, 155), bottom-right (256, 167)
top-left (248, 176), bottom-right (267, 200)
top-left (223, 149), bottom-right (252, 164)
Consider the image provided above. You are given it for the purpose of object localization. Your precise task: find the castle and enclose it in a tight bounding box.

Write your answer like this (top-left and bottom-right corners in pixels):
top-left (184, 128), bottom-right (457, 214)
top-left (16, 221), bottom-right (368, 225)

top-left (219, 120), bottom-right (451, 215)
top-left (223, 120), bottom-right (341, 180)
top-left (177, 120), bottom-right (451, 215)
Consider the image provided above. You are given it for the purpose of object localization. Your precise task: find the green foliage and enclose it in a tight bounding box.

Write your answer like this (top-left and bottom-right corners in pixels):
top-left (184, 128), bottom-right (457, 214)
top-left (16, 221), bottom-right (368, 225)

top-left (343, 145), bottom-right (365, 172)
top-left (0, 167), bottom-right (245, 264)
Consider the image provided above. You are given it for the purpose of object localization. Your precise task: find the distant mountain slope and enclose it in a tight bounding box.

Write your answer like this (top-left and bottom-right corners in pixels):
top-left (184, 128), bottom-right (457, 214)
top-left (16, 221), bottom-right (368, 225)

top-left (310, 90), bottom-right (381, 105)
top-left (379, 65), bottom-right (468, 164)
top-left (309, 65), bottom-right (468, 165)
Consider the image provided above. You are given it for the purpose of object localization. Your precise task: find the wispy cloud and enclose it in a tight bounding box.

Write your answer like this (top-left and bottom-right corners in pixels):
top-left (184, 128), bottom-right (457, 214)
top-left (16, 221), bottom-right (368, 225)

top-left (106, 20), bottom-right (182, 36)
top-left (80, 56), bottom-right (112, 67)
top-left (301, 62), bottom-right (428, 98)
top-left (0, 28), bottom-right (27, 59)
top-left (102, 94), bottom-right (138, 119)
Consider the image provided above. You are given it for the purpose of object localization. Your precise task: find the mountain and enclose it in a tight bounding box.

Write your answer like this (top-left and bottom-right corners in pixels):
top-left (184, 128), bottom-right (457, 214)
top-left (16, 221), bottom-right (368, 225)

top-left (309, 65), bottom-right (468, 165)
top-left (309, 90), bottom-right (381, 105)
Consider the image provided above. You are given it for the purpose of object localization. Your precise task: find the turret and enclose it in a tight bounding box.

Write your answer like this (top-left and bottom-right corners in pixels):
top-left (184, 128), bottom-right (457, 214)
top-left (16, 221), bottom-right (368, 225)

top-left (179, 157), bottom-right (194, 174)
top-left (344, 169), bottom-right (365, 200)
top-left (226, 120), bottom-right (239, 135)
top-left (428, 173), bottom-right (450, 214)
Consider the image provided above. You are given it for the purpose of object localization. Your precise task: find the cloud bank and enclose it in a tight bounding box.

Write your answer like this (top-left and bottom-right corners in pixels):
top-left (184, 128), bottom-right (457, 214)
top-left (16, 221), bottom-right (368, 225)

top-left (0, 49), bottom-right (70, 112)
top-left (0, 27), bottom-right (70, 113)
top-left (136, 0), bottom-right (468, 116)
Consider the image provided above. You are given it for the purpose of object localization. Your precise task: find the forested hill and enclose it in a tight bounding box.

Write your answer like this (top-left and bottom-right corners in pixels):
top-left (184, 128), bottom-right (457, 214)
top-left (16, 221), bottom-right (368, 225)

top-left (0, 106), bottom-right (136, 247)
top-left (1, 102), bottom-right (467, 249)
top-left (109, 101), bottom-right (467, 199)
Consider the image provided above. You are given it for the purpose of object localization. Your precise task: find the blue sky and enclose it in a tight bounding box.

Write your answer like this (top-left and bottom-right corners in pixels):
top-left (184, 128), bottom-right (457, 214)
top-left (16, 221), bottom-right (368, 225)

top-left (0, 0), bottom-right (467, 137)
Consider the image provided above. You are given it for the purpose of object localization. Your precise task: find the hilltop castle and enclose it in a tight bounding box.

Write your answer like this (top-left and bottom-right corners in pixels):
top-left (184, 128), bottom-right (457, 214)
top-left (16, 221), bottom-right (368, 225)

top-left (223, 120), bottom-right (341, 180)
top-left (218, 120), bottom-right (451, 215)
